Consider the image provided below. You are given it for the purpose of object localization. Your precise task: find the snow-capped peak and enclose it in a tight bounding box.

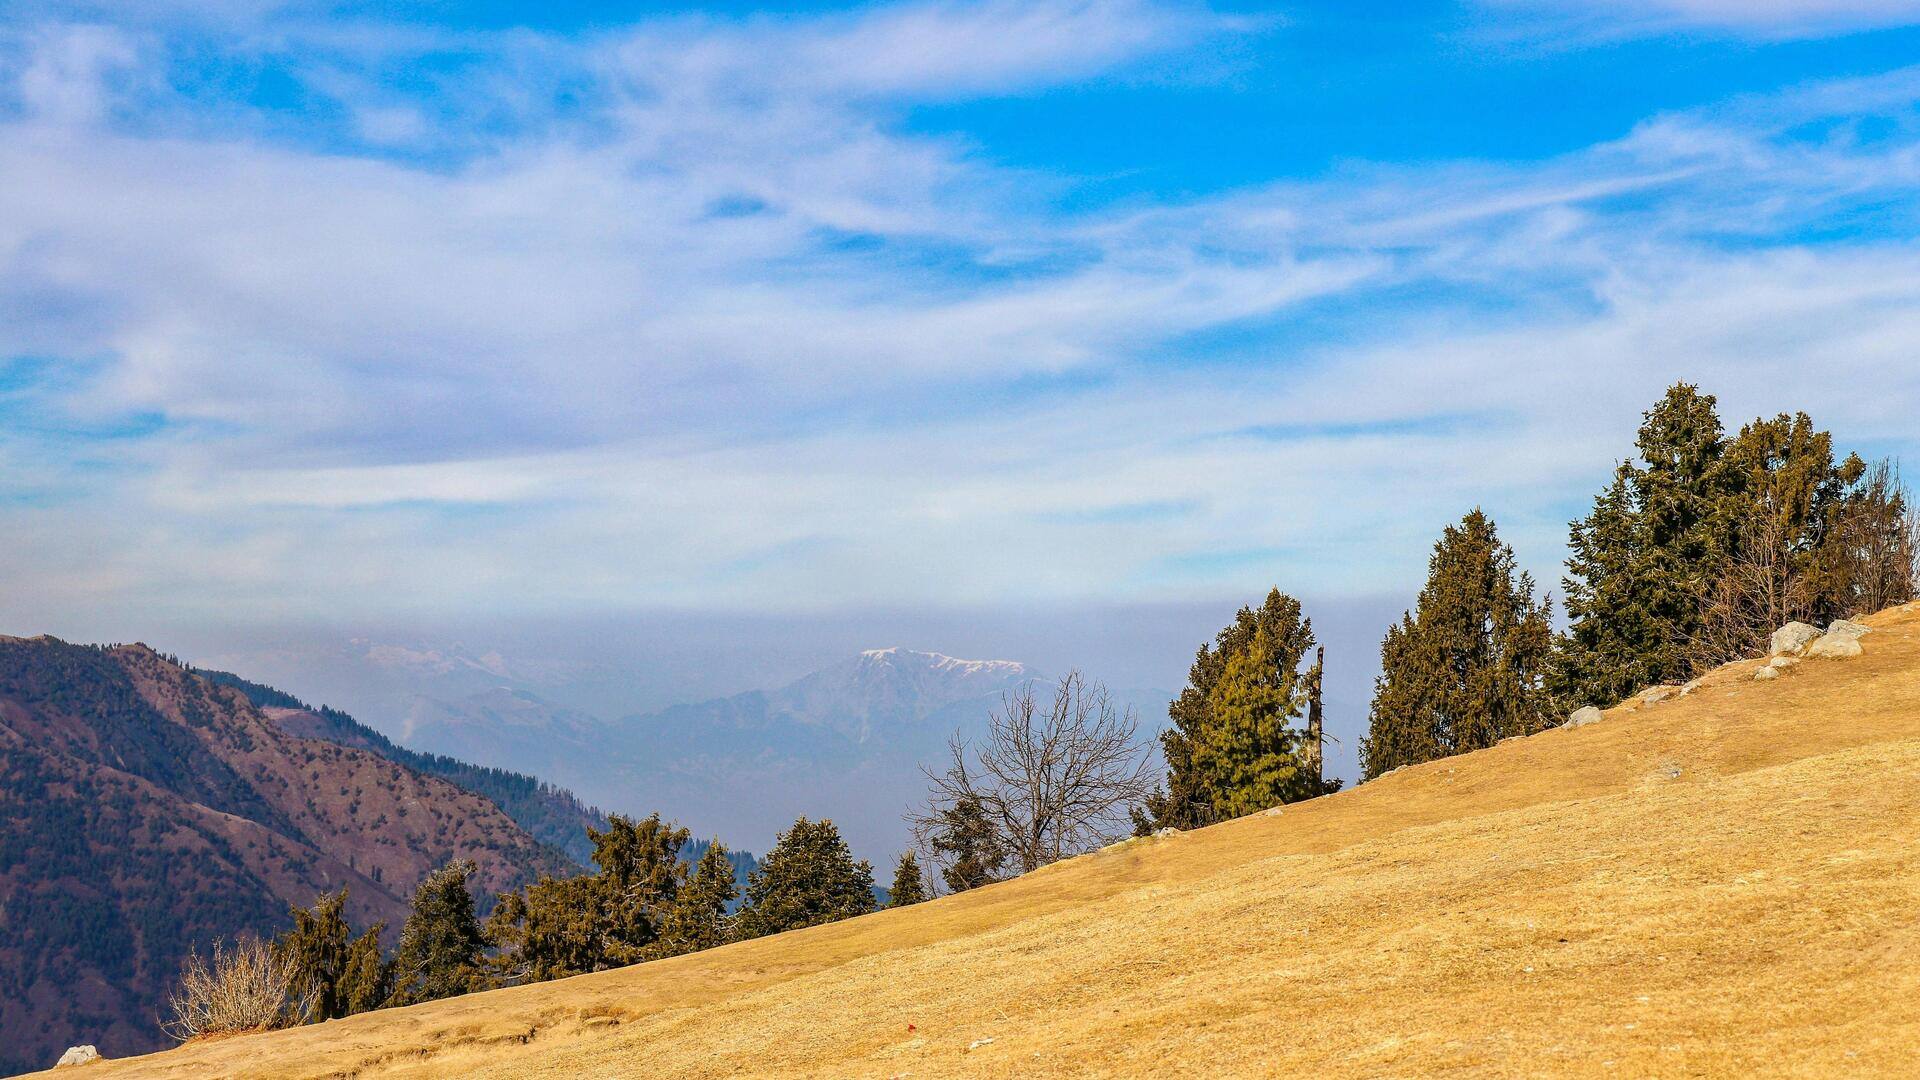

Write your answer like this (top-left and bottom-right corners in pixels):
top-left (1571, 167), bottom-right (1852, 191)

top-left (857, 647), bottom-right (1028, 677)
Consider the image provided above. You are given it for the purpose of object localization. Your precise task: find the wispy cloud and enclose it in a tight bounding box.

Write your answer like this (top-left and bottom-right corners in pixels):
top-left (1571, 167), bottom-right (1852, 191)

top-left (1, 2), bottom-right (1919, 630)
top-left (1479, 0), bottom-right (1920, 42)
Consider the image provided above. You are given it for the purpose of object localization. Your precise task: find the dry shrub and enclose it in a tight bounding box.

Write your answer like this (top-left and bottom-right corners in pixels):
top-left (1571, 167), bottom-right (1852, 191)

top-left (162, 936), bottom-right (306, 1042)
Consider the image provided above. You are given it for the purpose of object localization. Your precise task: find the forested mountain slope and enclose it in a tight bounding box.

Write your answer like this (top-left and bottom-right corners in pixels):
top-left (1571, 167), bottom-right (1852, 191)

top-left (55, 603), bottom-right (1920, 1078)
top-left (198, 668), bottom-right (609, 867)
top-left (0, 637), bottom-right (571, 1075)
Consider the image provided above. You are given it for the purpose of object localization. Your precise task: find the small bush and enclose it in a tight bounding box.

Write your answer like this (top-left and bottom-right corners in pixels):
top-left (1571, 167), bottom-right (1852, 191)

top-left (162, 937), bottom-right (304, 1041)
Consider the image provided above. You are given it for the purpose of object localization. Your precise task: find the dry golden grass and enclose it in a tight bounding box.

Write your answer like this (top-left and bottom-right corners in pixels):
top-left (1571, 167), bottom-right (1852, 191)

top-left (45, 604), bottom-right (1920, 1079)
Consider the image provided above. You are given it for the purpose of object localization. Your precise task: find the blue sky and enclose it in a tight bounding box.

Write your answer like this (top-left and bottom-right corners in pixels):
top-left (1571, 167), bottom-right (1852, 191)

top-left (4, 0), bottom-right (1920, 648)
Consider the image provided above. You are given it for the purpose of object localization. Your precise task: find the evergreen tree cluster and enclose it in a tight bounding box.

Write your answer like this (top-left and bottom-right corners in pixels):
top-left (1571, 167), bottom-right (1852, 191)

top-left (1353, 382), bottom-right (1914, 783)
top-left (250, 814), bottom-right (880, 1028)
top-left (1554, 384), bottom-right (1913, 708)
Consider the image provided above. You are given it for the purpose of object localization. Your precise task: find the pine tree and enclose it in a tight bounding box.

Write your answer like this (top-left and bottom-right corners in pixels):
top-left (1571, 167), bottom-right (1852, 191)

top-left (275, 889), bottom-right (392, 1021)
top-left (1138, 589), bottom-right (1324, 829)
top-left (337, 923), bottom-right (393, 1016)
top-left (650, 841), bottom-right (739, 958)
top-left (485, 873), bottom-right (605, 983)
top-left (925, 793), bottom-right (1006, 893)
top-left (1557, 385), bottom-right (1895, 703)
top-left (734, 817), bottom-right (875, 940)
top-left (587, 813), bottom-right (689, 963)
top-left (887, 852), bottom-right (927, 908)
top-left (392, 859), bottom-right (488, 1004)
top-left (1361, 510), bottom-right (1554, 779)
top-left (1556, 384), bottom-right (1732, 707)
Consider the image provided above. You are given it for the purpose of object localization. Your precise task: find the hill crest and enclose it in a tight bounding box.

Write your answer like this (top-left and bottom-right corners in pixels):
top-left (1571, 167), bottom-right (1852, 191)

top-left (45, 602), bottom-right (1920, 1078)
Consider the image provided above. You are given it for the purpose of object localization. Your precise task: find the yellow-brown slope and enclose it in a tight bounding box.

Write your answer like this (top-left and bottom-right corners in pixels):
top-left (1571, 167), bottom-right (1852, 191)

top-left (49, 604), bottom-right (1920, 1079)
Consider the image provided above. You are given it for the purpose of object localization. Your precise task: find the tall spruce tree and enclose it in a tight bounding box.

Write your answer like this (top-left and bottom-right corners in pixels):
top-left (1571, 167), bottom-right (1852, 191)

top-left (587, 813), bottom-right (689, 962)
top-left (1556, 384), bottom-right (1732, 707)
top-left (392, 859), bottom-right (488, 1004)
top-left (1137, 589), bottom-right (1324, 829)
top-left (734, 817), bottom-right (875, 940)
top-left (888, 852), bottom-right (927, 908)
top-left (650, 841), bottom-right (739, 958)
top-left (274, 889), bottom-right (391, 1022)
top-left (1361, 510), bottom-right (1554, 780)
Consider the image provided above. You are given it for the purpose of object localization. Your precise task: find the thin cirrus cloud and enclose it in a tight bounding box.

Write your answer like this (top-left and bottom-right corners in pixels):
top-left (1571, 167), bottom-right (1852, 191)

top-left (1480, 0), bottom-right (1920, 39)
top-left (1, 1), bottom-right (1919, 631)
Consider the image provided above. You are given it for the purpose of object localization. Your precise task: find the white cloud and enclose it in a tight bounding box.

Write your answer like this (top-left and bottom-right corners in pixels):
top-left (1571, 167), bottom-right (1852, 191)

top-left (2, 2), bottom-right (1920, 630)
top-left (1482, 0), bottom-right (1920, 40)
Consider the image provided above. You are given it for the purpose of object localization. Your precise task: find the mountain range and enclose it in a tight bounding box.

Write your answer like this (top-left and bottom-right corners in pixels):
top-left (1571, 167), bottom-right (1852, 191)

top-left (0, 635), bottom-right (591, 1073)
top-left (396, 647), bottom-right (1172, 858)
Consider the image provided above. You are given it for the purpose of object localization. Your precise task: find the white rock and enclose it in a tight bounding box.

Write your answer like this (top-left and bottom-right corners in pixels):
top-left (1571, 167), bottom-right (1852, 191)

top-left (1824, 619), bottom-right (1873, 640)
top-left (1769, 655), bottom-right (1800, 669)
top-left (56, 1046), bottom-right (101, 1067)
top-left (1754, 665), bottom-right (1781, 681)
top-left (1151, 827), bottom-right (1180, 839)
top-left (1770, 622), bottom-right (1823, 657)
top-left (1563, 706), bottom-right (1603, 729)
top-left (1639, 685), bottom-right (1685, 705)
top-left (1807, 633), bottom-right (1864, 659)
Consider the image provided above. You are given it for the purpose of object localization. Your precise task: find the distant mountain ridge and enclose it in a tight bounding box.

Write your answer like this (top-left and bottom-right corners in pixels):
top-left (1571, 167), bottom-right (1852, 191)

top-left (0, 635), bottom-right (573, 1074)
top-left (398, 647), bottom-right (1169, 860)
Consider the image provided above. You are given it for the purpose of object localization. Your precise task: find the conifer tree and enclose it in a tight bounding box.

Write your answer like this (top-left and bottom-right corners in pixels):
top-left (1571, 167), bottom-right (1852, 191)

top-left (587, 813), bottom-right (689, 962)
top-left (1362, 510), bottom-right (1554, 779)
top-left (650, 841), bottom-right (738, 958)
top-left (337, 923), bottom-right (393, 1016)
top-left (485, 874), bottom-right (605, 983)
top-left (1557, 384), bottom-right (1732, 707)
top-left (274, 889), bottom-right (392, 1021)
top-left (392, 859), bottom-right (488, 1004)
top-left (1137, 589), bottom-right (1324, 829)
top-left (888, 852), bottom-right (927, 908)
top-left (734, 817), bottom-right (875, 940)
top-left (924, 793), bottom-right (1006, 893)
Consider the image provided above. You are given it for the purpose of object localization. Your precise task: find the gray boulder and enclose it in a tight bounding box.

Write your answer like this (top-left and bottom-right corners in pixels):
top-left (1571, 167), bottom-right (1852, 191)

top-left (1770, 622), bottom-right (1823, 657)
top-left (1824, 619), bottom-right (1873, 641)
top-left (1754, 664), bottom-right (1781, 681)
top-left (1807, 633), bottom-right (1864, 660)
top-left (1563, 706), bottom-right (1603, 729)
top-left (1639, 685), bottom-right (1685, 705)
top-left (56, 1046), bottom-right (101, 1067)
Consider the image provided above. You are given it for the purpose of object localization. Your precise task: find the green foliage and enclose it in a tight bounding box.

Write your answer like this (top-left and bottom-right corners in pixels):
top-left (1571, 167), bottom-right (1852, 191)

top-left (924, 794), bottom-right (1006, 893)
top-left (887, 852), bottom-right (927, 908)
top-left (1361, 510), bottom-right (1555, 779)
top-left (486, 813), bottom-right (690, 981)
top-left (651, 842), bottom-right (739, 958)
top-left (1557, 384), bottom-right (1730, 707)
top-left (735, 818), bottom-right (876, 939)
top-left (1556, 384), bottom-right (1912, 706)
top-left (587, 813), bottom-right (689, 959)
top-left (273, 889), bottom-right (392, 1022)
top-left (392, 860), bottom-right (488, 1004)
top-left (1138, 589), bottom-right (1326, 829)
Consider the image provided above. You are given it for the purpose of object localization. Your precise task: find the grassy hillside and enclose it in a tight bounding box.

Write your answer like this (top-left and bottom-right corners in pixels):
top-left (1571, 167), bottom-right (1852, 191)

top-left (39, 603), bottom-right (1920, 1078)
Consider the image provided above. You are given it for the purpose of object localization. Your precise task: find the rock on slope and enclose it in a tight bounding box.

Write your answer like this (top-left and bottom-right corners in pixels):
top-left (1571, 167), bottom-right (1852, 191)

top-left (0, 636), bottom-right (573, 1074)
top-left (36, 603), bottom-right (1920, 1079)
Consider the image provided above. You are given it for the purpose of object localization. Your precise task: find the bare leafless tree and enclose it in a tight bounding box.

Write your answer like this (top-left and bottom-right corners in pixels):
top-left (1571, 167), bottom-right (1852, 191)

top-left (1693, 507), bottom-right (1816, 667)
top-left (162, 936), bottom-right (306, 1042)
top-left (1828, 459), bottom-right (1919, 616)
top-left (909, 672), bottom-right (1157, 882)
